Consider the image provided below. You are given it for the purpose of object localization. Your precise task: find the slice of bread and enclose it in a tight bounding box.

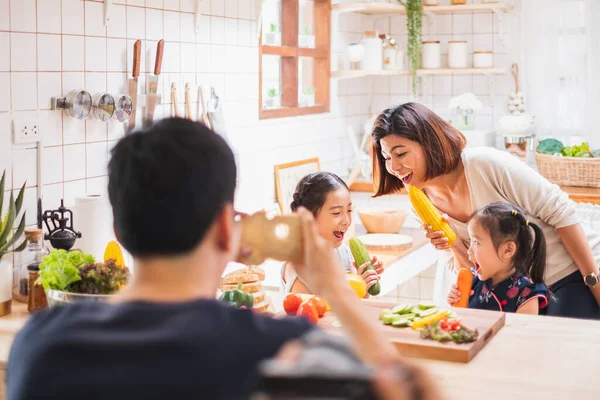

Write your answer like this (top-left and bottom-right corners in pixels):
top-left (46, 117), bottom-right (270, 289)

top-left (252, 291), bottom-right (265, 304)
top-left (220, 281), bottom-right (263, 294)
top-left (247, 266), bottom-right (266, 281)
top-left (222, 272), bottom-right (260, 285)
top-left (252, 300), bottom-right (270, 313)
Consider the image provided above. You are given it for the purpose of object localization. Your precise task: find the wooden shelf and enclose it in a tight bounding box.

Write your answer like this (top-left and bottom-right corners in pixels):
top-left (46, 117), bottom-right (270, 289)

top-left (332, 2), bottom-right (512, 16)
top-left (332, 68), bottom-right (507, 80)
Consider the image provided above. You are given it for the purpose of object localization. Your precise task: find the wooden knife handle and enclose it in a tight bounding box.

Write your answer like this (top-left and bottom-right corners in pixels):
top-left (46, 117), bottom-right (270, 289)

top-left (185, 83), bottom-right (191, 119)
top-left (154, 39), bottom-right (164, 75)
top-left (132, 40), bottom-right (141, 78)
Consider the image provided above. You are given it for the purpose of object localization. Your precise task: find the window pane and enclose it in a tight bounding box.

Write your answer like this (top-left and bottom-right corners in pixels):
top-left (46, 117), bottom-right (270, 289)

top-left (262, 0), bottom-right (282, 46)
top-left (298, 57), bottom-right (315, 107)
top-left (262, 55), bottom-right (282, 109)
top-left (299, 0), bottom-right (315, 49)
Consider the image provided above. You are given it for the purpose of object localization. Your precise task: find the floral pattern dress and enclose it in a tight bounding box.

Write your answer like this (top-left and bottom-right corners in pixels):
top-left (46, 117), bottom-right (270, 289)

top-left (468, 269), bottom-right (549, 313)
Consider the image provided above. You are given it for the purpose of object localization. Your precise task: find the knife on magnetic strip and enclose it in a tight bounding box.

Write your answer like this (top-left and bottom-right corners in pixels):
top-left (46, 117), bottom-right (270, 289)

top-left (127, 39), bottom-right (141, 133)
top-left (143, 39), bottom-right (164, 128)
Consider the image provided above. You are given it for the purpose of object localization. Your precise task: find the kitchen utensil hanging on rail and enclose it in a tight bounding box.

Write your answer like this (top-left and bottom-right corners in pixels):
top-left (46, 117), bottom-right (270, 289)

top-left (128, 39), bottom-right (141, 133)
top-left (171, 82), bottom-right (179, 117)
top-left (143, 39), bottom-right (164, 128)
top-left (185, 83), bottom-right (192, 119)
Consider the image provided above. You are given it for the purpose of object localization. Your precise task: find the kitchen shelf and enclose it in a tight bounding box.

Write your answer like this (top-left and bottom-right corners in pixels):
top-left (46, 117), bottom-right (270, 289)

top-left (332, 68), bottom-right (507, 80)
top-left (332, 2), bottom-right (513, 16)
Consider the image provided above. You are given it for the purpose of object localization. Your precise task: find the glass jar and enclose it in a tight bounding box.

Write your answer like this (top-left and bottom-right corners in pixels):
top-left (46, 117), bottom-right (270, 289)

top-left (422, 41), bottom-right (441, 69)
top-left (13, 229), bottom-right (48, 304)
top-left (0, 255), bottom-right (12, 317)
top-left (453, 109), bottom-right (475, 130)
top-left (383, 37), bottom-right (398, 71)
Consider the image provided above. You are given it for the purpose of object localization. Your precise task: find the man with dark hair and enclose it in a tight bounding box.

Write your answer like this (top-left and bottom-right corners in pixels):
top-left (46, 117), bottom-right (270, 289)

top-left (6, 119), bottom-right (420, 400)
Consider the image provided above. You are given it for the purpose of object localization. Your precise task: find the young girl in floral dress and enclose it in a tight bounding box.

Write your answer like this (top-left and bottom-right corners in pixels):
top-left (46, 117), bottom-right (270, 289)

top-left (448, 202), bottom-right (550, 314)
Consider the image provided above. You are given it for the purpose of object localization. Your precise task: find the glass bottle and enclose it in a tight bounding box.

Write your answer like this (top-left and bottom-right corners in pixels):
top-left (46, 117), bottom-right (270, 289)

top-left (13, 229), bottom-right (48, 305)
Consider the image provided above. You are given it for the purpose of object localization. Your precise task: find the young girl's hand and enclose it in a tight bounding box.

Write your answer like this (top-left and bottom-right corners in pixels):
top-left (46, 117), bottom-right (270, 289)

top-left (352, 256), bottom-right (384, 275)
top-left (357, 260), bottom-right (381, 290)
top-left (447, 283), bottom-right (474, 306)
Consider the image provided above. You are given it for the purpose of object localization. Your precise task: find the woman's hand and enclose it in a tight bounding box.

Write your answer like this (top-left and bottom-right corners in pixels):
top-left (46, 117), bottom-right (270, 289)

top-left (421, 214), bottom-right (458, 251)
top-left (447, 283), bottom-right (473, 306)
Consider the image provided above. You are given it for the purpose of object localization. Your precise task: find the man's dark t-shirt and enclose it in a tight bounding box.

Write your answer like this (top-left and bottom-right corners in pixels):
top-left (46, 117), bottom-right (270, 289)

top-left (7, 299), bottom-right (313, 399)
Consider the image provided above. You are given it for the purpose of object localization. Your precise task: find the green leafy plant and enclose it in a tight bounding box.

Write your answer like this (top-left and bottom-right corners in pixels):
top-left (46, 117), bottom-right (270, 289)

top-left (302, 86), bottom-right (314, 95)
top-left (0, 170), bottom-right (27, 260)
top-left (399, 0), bottom-right (423, 97)
top-left (302, 25), bottom-right (312, 35)
top-left (37, 249), bottom-right (94, 291)
top-left (267, 87), bottom-right (277, 97)
top-left (269, 23), bottom-right (277, 33)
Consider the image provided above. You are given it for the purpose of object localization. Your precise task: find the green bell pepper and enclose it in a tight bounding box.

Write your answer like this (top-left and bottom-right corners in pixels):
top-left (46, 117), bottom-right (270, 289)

top-left (219, 282), bottom-right (254, 309)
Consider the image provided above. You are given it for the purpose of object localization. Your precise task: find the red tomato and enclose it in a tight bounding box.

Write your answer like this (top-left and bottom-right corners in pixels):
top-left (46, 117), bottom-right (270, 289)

top-left (296, 301), bottom-right (319, 324)
top-left (309, 296), bottom-right (327, 317)
top-left (283, 294), bottom-right (303, 315)
top-left (450, 319), bottom-right (461, 330)
top-left (440, 320), bottom-right (450, 331)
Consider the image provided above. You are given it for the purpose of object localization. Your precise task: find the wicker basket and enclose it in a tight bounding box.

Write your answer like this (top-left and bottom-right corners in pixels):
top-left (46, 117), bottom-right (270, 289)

top-left (535, 152), bottom-right (600, 188)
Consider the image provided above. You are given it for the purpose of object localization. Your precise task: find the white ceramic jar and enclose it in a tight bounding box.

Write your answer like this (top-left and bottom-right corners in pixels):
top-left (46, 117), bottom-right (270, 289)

top-left (361, 31), bottom-right (383, 72)
top-left (473, 51), bottom-right (494, 68)
top-left (422, 41), bottom-right (441, 69)
top-left (448, 40), bottom-right (468, 68)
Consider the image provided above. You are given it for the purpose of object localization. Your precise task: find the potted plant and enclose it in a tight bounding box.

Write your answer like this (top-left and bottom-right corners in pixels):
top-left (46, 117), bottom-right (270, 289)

top-left (0, 170), bottom-right (27, 316)
top-left (299, 25), bottom-right (315, 48)
top-left (264, 23), bottom-right (281, 46)
top-left (300, 86), bottom-right (315, 107)
top-left (264, 87), bottom-right (280, 109)
top-left (448, 92), bottom-right (483, 130)
top-left (399, 0), bottom-right (423, 98)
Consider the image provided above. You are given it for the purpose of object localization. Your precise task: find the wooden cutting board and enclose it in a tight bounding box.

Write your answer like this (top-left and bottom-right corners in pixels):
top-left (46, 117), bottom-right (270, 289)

top-left (318, 299), bottom-right (505, 363)
top-left (355, 234), bottom-right (413, 252)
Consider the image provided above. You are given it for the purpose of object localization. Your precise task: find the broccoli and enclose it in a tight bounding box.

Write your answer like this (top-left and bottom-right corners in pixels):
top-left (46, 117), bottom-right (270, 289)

top-left (536, 138), bottom-right (564, 155)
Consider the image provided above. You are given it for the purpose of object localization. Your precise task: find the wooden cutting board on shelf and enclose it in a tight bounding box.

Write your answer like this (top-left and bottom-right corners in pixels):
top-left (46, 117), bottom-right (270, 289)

top-left (318, 300), bottom-right (505, 363)
top-left (355, 233), bottom-right (413, 252)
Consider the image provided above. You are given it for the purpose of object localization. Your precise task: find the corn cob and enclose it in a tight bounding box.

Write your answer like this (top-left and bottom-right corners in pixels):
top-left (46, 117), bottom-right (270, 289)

top-left (349, 237), bottom-right (380, 296)
top-left (407, 185), bottom-right (456, 247)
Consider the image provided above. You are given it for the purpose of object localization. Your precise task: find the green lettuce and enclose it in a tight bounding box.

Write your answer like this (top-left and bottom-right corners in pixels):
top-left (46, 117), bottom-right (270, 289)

top-left (561, 142), bottom-right (592, 158)
top-left (37, 249), bottom-right (95, 291)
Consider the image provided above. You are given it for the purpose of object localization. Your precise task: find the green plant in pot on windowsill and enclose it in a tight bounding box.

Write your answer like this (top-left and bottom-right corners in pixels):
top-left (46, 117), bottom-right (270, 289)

top-left (0, 170), bottom-right (28, 316)
top-left (264, 23), bottom-right (281, 46)
top-left (300, 86), bottom-right (315, 107)
top-left (299, 25), bottom-right (315, 48)
top-left (264, 87), bottom-right (279, 109)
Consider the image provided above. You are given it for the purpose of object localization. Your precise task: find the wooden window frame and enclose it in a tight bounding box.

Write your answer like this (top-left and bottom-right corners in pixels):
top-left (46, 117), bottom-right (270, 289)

top-left (259, 0), bottom-right (331, 120)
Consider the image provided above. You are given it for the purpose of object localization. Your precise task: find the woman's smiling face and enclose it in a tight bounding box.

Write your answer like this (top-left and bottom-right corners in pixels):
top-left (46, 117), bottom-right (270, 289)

top-left (380, 135), bottom-right (428, 187)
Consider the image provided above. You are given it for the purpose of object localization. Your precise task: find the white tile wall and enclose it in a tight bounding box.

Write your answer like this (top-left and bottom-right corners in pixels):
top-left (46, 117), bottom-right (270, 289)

top-left (0, 0), bottom-right (518, 267)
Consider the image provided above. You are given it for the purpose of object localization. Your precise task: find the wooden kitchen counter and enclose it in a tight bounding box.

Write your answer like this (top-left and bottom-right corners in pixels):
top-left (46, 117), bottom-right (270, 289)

top-left (562, 185), bottom-right (600, 205)
top-left (0, 297), bottom-right (598, 399)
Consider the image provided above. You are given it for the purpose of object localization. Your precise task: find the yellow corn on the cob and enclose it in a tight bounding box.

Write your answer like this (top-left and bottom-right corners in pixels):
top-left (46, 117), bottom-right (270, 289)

top-left (407, 185), bottom-right (456, 247)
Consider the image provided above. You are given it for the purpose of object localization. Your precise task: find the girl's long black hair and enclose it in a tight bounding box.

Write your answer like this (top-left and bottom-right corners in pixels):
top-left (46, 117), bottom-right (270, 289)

top-left (471, 202), bottom-right (547, 285)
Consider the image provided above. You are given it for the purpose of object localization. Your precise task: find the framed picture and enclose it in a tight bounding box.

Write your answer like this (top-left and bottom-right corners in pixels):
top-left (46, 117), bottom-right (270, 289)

top-left (274, 157), bottom-right (321, 214)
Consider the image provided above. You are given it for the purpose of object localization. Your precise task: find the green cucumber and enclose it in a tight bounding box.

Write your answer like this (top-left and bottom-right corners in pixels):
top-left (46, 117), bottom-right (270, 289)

top-left (349, 237), bottom-right (381, 296)
top-left (392, 318), bottom-right (411, 327)
top-left (418, 308), bottom-right (438, 318)
top-left (418, 301), bottom-right (436, 310)
top-left (392, 304), bottom-right (412, 314)
top-left (382, 314), bottom-right (402, 325)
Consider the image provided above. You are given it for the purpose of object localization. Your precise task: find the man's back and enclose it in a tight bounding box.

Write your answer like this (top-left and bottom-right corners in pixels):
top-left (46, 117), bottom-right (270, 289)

top-left (7, 299), bottom-right (312, 399)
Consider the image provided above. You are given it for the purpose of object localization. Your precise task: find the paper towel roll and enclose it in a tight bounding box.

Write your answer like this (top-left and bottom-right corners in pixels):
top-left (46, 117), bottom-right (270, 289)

top-left (70, 195), bottom-right (115, 262)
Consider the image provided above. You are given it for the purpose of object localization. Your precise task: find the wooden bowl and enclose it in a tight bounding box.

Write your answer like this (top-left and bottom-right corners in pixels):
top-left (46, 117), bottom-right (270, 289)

top-left (357, 208), bottom-right (407, 233)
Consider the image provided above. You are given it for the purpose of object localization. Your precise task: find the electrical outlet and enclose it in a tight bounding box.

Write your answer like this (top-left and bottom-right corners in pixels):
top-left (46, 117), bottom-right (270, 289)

top-left (12, 119), bottom-right (42, 144)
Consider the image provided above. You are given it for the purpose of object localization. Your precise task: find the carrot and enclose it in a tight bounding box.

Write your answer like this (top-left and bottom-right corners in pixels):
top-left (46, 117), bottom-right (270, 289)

top-left (454, 268), bottom-right (473, 308)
